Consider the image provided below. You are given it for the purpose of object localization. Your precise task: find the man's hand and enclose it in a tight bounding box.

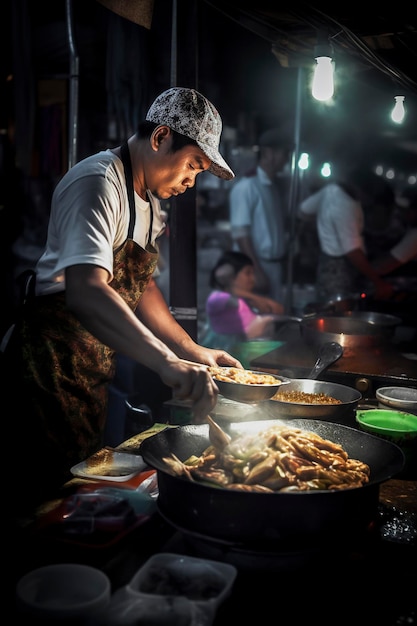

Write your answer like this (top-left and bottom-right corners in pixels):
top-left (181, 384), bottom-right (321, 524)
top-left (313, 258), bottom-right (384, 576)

top-left (181, 345), bottom-right (243, 369)
top-left (158, 358), bottom-right (220, 424)
top-left (160, 346), bottom-right (243, 423)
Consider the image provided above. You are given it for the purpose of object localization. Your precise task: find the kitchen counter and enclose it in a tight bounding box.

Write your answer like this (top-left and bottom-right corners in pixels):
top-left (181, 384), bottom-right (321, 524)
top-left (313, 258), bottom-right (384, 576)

top-left (15, 427), bottom-right (416, 625)
top-left (249, 328), bottom-right (417, 392)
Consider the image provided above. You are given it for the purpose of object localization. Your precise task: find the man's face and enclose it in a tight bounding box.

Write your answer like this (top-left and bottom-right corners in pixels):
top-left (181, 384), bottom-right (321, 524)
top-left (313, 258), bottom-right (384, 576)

top-left (262, 145), bottom-right (291, 175)
top-left (270, 146), bottom-right (291, 173)
top-left (145, 132), bottom-right (212, 200)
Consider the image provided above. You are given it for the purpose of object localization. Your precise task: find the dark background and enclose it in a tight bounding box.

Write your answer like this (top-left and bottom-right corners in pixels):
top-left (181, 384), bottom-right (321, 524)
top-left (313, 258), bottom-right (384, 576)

top-left (2, 1), bottom-right (417, 337)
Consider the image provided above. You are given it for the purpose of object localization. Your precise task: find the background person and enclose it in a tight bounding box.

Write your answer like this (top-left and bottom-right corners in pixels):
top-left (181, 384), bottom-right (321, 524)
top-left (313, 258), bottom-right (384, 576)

top-left (298, 167), bottom-right (395, 303)
top-left (202, 250), bottom-right (284, 350)
top-left (229, 128), bottom-right (292, 301)
top-left (372, 187), bottom-right (417, 277)
top-left (2, 87), bottom-right (241, 510)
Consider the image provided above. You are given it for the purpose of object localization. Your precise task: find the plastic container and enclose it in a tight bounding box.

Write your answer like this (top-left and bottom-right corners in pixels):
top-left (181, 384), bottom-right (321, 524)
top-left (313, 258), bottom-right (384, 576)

top-left (99, 553), bottom-right (237, 625)
top-left (16, 563), bottom-right (111, 622)
top-left (128, 553), bottom-right (237, 603)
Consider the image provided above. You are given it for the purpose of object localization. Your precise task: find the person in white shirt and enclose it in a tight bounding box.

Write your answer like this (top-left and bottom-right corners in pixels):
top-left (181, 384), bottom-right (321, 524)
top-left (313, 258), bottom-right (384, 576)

top-left (372, 188), bottom-right (417, 276)
top-left (2, 87), bottom-right (240, 510)
top-left (298, 168), bottom-right (395, 303)
top-left (229, 128), bottom-right (292, 301)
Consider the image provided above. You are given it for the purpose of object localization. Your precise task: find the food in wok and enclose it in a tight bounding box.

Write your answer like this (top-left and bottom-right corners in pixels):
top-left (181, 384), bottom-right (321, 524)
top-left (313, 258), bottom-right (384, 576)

top-left (162, 424), bottom-right (370, 493)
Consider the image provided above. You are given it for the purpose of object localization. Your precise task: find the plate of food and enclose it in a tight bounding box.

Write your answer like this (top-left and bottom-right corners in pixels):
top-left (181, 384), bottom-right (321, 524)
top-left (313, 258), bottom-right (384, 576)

top-left (208, 366), bottom-right (290, 404)
top-left (71, 447), bottom-right (146, 482)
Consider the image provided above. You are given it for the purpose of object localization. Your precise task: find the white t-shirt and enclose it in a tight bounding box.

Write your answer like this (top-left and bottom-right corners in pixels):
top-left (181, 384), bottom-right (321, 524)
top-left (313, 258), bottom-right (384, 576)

top-left (35, 149), bottom-right (165, 296)
top-left (299, 183), bottom-right (365, 257)
top-left (390, 228), bottom-right (417, 263)
top-left (229, 166), bottom-right (286, 261)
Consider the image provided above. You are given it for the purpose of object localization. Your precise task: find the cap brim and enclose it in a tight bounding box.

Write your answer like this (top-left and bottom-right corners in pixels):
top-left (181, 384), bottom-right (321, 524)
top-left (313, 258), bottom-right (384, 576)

top-left (197, 141), bottom-right (235, 180)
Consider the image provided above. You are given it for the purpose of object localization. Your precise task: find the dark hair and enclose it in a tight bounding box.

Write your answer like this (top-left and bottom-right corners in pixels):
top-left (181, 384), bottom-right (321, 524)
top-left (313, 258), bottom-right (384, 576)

top-left (136, 121), bottom-right (199, 152)
top-left (209, 251), bottom-right (253, 288)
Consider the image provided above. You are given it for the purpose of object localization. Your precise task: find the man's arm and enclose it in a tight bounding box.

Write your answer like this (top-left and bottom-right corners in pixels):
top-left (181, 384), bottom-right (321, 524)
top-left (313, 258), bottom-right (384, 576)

top-left (136, 279), bottom-right (242, 366)
top-left (372, 253), bottom-right (402, 276)
top-left (345, 248), bottom-right (394, 299)
top-left (65, 265), bottom-right (231, 423)
top-left (135, 278), bottom-right (198, 355)
top-left (66, 266), bottom-right (241, 419)
top-left (66, 265), bottom-right (183, 367)
top-left (372, 230), bottom-right (417, 275)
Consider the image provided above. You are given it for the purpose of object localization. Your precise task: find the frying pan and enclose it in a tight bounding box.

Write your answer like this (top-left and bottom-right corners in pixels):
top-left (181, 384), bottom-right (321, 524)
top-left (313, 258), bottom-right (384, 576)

top-left (139, 420), bottom-right (404, 547)
top-left (264, 341), bottom-right (360, 423)
top-left (265, 379), bottom-right (362, 423)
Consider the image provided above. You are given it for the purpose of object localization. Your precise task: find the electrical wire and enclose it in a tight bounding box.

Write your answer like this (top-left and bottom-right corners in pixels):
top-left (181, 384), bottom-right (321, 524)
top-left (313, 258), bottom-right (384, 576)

top-left (202, 2), bottom-right (417, 94)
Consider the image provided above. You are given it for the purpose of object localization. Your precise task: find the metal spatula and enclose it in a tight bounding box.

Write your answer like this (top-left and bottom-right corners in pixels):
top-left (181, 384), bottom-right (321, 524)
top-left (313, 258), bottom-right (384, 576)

top-left (206, 415), bottom-right (231, 450)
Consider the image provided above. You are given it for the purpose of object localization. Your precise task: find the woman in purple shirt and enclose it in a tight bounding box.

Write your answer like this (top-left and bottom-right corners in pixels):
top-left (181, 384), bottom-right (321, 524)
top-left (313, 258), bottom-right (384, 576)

top-left (202, 251), bottom-right (283, 349)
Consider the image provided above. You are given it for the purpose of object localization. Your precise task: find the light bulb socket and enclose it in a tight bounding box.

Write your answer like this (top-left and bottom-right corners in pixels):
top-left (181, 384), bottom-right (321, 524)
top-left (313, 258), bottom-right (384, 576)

top-left (314, 41), bottom-right (333, 59)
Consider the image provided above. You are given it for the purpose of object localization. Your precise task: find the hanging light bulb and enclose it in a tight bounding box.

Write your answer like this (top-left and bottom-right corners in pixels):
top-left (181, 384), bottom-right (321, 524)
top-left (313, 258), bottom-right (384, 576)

top-left (312, 39), bottom-right (334, 102)
top-left (298, 152), bottom-right (310, 170)
top-left (391, 95), bottom-right (405, 124)
top-left (312, 57), bottom-right (334, 101)
top-left (320, 162), bottom-right (332, 178)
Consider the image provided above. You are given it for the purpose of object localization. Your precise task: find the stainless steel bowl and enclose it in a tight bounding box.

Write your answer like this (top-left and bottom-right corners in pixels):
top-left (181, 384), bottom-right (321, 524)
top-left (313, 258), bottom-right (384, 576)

top-left (265, 379), bottom-right (362, 423)
top-left (376, 386), bottom-right (417, 414)
top-left (212, 369), bottom-right (291, 404)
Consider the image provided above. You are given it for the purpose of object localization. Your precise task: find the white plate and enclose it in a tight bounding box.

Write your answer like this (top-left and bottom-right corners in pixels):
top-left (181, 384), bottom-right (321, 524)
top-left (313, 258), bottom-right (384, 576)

top-left (71, 447), bottom-right (146, 481)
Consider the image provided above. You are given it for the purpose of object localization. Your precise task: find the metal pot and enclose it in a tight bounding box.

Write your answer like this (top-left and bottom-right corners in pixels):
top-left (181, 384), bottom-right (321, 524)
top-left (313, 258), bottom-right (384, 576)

top-left (265, 379), bottom-right (362, 423)
top-left (139, 420), bottom-right (404, 547)
top-left (343, 311), bottom-right (402, 328)
top-left (299, 316), bottom-right (393, 350)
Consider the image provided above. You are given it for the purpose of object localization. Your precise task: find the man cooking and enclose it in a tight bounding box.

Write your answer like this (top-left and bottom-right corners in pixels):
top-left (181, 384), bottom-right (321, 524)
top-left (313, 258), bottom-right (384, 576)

top-left (3, 87), bottom-right (241, 511)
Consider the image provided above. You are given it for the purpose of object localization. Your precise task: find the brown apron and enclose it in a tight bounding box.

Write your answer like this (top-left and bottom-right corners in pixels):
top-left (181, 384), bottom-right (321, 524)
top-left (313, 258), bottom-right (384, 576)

top-left (9, 142), bottom-right (158, 502)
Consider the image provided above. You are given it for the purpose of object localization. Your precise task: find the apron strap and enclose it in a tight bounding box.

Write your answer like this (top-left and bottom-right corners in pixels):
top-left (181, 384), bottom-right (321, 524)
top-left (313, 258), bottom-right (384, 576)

top-left (120, 142), bottom-right (153, 244)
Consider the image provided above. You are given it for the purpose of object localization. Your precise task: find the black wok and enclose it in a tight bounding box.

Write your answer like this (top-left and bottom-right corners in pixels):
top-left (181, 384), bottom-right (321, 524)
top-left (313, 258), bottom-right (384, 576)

top-left (139, 420), bottom-right (405, 547)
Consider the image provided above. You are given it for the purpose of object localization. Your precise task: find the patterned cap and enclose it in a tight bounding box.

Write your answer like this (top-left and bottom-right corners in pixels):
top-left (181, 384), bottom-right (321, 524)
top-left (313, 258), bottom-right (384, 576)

top-left (146, 87), bottom-right (235, 180)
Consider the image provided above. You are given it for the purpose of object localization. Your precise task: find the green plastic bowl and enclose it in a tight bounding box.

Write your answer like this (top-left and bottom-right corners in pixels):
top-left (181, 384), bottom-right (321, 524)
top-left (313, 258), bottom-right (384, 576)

top-left (356, 409), bottom-right (417, 481)
top-left (356, 409), bottom-right (417, 444)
